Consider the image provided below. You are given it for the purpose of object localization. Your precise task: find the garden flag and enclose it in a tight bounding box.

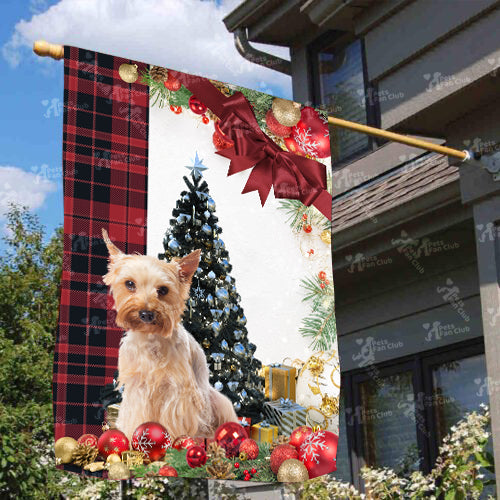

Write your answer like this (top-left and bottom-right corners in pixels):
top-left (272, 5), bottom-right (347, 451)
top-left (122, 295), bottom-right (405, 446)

top-left (54, 46), bottom-right (339, 481)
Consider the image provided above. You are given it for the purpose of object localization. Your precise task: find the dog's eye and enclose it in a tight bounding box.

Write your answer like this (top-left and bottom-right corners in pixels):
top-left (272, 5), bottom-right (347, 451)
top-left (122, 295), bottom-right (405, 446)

top-left (125, 280), bottom-right (136, 291)
top-left (157, 286), bottom-right (169, 297)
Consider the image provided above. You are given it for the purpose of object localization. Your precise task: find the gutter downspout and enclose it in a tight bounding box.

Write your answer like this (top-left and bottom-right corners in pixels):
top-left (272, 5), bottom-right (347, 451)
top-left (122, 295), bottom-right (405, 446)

top-left (234, 28), bottom-right (291, 75)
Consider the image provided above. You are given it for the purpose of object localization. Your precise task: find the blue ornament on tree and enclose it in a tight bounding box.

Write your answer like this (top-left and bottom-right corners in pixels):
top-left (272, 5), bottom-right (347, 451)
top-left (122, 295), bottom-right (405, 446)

top-left (202, 224), bottom-right (212, 235)
top-left (216, 287), bottom-right (229, 302)
top-left (168, 239), bottom-right (180, 253)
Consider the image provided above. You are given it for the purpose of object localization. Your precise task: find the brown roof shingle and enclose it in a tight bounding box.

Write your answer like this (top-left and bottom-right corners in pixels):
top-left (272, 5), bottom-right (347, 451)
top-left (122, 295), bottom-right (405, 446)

top-left (331, 154), bottom-right (459, 233)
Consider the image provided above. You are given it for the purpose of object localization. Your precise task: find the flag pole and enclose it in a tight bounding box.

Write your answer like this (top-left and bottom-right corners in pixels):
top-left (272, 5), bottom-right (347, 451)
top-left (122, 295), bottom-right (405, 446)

top-left (31, 39), bottom-right (472, 163)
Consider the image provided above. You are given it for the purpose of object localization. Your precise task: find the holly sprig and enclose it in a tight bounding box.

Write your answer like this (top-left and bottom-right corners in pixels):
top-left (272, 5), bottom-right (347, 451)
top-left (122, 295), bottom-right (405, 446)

top-left (278, 199), bottom-right (330, 232)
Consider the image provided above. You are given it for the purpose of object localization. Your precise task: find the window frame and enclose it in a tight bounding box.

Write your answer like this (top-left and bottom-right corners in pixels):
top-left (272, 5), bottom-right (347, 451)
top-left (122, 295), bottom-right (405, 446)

top-left (308, 31), bottom-right (383, 167)
top-left (338, 337), bottom-right (486, 491)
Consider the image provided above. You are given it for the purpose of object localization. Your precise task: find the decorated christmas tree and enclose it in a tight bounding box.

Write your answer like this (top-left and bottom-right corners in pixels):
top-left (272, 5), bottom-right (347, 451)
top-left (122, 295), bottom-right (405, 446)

top-left (159, 153), bottom-right (266, 419)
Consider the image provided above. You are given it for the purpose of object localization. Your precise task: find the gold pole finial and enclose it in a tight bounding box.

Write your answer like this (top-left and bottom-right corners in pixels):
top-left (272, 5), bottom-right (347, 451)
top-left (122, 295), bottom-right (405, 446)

top-left (33, 40), bottom-right (64, 60)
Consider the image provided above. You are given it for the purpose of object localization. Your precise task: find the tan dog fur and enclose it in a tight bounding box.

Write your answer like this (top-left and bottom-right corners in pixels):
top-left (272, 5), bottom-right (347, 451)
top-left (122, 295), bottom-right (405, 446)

top-left (102, 229), bottom-right (237, 440)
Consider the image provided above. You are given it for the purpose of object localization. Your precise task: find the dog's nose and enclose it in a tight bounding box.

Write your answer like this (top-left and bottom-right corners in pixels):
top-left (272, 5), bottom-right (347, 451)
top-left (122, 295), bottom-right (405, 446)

top-left (139, 310), bottom-right (155, 323)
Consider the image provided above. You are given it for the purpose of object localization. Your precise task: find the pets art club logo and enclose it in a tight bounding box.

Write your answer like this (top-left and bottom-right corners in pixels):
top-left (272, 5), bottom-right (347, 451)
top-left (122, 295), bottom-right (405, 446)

top-left (474, 377), bottom-right (500, 397)
top-left (333, 168), bottom-right (371, 190)
top-left (423, 72), bottom-right (471, 92)
top-left (345, 252), bottom-right (392, 273)
top-left (352, 336), bottom-right (403, 367)
top-left (423, 321), bottom-right (470, 342)
top-left (476, 222), bottom-right (500, 243)
top-left (436, 279), bottom-right (470, 322)
top-left (345, 405), bottom-right (392, 426)
top-left (356, 86), bottom-right (404, 108)
top-left (391, 230), bottom-right (459, 274)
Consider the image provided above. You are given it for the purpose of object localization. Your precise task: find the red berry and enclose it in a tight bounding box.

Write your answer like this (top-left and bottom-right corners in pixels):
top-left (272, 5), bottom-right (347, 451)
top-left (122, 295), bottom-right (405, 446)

top-left (243, 469), bottom-right (249, 474)
top-left (320, 283), bottom-right (326, 289)
top-left (170, 105), bottom-right (182, 114)
top-left (303, 224), bottom-right (312, 233)
top-left (244, 476), bottom-right (250, 481)
top-left (318, 271), bottom-right (327, 281)
top-left (234, 462), bottom-right (240, 468)
top-left (302, 213), bottom-right (308, 220)
top-left (325, 279), bottom-right (330, 285)
top-left (251, 468), bottom-right (257, 474)
top-left (202, 115), bottom-right (209, 124)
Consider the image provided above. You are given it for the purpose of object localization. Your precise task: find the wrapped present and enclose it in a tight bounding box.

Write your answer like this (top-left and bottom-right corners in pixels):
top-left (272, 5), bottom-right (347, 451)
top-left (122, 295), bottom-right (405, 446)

top-left (263, 364), bottom-right (296, 400)
top-left (263, 398), bottom-right (307, 435)
top-left (250, 420), bottom-right (278, 444)
top-left (238, 417), bottom-right (252, 437)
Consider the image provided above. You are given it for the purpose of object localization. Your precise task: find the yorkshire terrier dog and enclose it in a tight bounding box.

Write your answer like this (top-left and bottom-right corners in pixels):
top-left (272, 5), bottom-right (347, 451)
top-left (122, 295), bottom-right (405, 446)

top-left (102, 229), bottom-right (237, 440)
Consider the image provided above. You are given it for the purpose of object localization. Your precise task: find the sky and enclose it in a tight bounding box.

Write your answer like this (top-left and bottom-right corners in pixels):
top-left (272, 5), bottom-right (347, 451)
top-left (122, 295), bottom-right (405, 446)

top-left (0, 0), bottom-right (291, 243)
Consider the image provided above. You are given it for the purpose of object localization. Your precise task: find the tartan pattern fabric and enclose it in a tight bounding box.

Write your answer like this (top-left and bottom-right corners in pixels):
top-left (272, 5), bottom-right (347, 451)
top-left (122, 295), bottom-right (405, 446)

top-left (54, 47), bottom-right (149, 440)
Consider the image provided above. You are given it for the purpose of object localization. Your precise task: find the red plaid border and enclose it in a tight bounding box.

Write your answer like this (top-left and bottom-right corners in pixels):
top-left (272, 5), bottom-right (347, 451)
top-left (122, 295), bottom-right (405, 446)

top-left (54, 47), bottom-right (148, 440)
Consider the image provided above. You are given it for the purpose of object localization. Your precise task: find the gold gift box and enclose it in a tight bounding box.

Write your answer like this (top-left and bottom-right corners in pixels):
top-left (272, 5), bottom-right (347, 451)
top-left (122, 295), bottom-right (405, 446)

top-left (263, 364), bottom-right (296, 400)
top-left (250, 421), bottom-right (279, 444)
top-left (106, 404), bottom-right (120, 429)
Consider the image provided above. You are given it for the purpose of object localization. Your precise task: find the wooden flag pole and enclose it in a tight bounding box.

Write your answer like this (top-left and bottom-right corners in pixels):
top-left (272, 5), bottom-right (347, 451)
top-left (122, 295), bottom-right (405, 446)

top-left (327, 116), bottom-right (469, 161)
top-left (32, 39), bottom-right (471, 162)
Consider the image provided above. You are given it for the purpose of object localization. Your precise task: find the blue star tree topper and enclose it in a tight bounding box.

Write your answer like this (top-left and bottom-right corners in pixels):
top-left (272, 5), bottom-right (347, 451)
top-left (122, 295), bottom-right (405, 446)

top-left (185, 152), bottom-right (208, 180)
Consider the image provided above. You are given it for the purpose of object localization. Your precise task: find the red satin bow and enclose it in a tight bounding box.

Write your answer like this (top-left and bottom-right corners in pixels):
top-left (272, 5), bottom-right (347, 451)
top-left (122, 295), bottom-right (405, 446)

top-left (169, 72), bottom-right (332, 220)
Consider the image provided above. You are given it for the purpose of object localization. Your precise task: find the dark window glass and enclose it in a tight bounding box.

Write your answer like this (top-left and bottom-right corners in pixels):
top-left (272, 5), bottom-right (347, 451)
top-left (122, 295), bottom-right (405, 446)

top-left (332, 394), bottom-right (351, 482)
top-left (317, 39), bottom-right (370, 162)
top-left (359, 371), bottom-right (420, 474)
top-left (431, 354), bottom-right (488, 442)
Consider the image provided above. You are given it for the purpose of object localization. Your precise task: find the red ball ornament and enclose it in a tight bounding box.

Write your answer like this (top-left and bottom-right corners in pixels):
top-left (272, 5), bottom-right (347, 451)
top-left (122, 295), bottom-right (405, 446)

top-left (283, 136), bottom-right (304, 156)
top-left (303, 224), bottom-right (312, 233)
top-left (186, 445), bottom-right (207, 468)
top-left (213, 121), bottom-right (234, 151)
top-left (202, 115), bottom-right (210, 124)
top-left (234, 462), bottom-right (240, 468)
top-left (251, 468), bottom-right (257, 474)
top-left (159, 465), bottom-right (178, 477)
top-left (239, 438), bottom-right (259, 460)
top-left (270, 444), bottom-right (299, 474)
top-left (289, 425), bottom-right (313, 451)
top-left (265, 109), bottom-right (292, 138)
top-left (291, 107), bottom-right (330, 158)
top-left (132, 422), bottom-right (172, 462)
top-left (299, 430), bottom-right (338, 478)
top-left (170, 105), bottom-right (182, 114)
top-left (97, 429), bottom-right (129, 459)
top-left (189, 95), bottom-right (207, 115)
top-left (78, 433), bottom-right (98, 448)
top-left (320, 283), bottom-right (326, 289)
top-left (164, 73), bottom-right (181, 91)
top-left (318, 271), bottom-right (327, 281)
top-left (172, 435), bottom-right (195, 450)
top-left (214, 422), bottom-right (247, 458)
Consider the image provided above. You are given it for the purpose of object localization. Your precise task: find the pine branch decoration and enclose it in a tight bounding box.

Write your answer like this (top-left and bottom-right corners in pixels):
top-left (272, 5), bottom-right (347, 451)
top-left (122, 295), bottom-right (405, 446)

top-left (299, 275), bottom-right (336, 351)
top-left (278, 199), bottom-right (330, 232)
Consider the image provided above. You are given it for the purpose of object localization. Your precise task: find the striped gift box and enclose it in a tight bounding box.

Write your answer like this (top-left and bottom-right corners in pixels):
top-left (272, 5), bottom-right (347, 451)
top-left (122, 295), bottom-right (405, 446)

top-left (263, 398), bottom-right (307, 435)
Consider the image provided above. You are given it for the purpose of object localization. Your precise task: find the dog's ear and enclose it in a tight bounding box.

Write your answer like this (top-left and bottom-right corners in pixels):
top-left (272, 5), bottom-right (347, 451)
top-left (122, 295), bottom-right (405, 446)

top-left (102, 228), bottom-right (124, 260)
top-left (178, 249), bottom-right (201, 283)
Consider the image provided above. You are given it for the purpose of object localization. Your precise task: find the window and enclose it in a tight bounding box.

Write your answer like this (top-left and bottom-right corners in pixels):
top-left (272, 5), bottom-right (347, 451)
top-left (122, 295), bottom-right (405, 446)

top-left (310, 34), bottom-right (380, 164)
top-left (334, 340), bottom-right (489, 490)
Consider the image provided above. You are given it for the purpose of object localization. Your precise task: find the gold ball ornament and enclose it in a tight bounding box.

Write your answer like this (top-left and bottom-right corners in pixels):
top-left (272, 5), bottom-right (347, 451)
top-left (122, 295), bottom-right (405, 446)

top-left (119, 63), bottom-right (139, 84)
top-left (106, 453), bottom-right (122, 465)
top-left (277, 459), bottom-right (309, 482)
top-left (108, 462), bottom-right (131, 480)
top-left (55, 437), bottom-right (78, 464)
top-left (272, 98), bottom-right (301, 127)
top-left (320, 229), bottom-right (331, 245)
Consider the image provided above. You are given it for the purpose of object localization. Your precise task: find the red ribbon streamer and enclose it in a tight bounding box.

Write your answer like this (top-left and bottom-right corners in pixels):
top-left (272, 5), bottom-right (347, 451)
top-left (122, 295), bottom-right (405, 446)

top-left (169, 72), bottom-right (332, 221)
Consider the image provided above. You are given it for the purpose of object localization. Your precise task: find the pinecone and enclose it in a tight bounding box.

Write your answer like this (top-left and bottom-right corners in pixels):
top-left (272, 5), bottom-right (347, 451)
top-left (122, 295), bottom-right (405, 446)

top-left (150, 66), bottom-right (168, 83)
top-left (209, 79), bottom-right (232, 97)
top-left (72, 443), bottom-right (99, 467)
top-left (270, 435), bottom-right (290, 452)
top-left (206, 459), bottom-right (235, 480)
top-left (207, 442), bottom-right (226, 460)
